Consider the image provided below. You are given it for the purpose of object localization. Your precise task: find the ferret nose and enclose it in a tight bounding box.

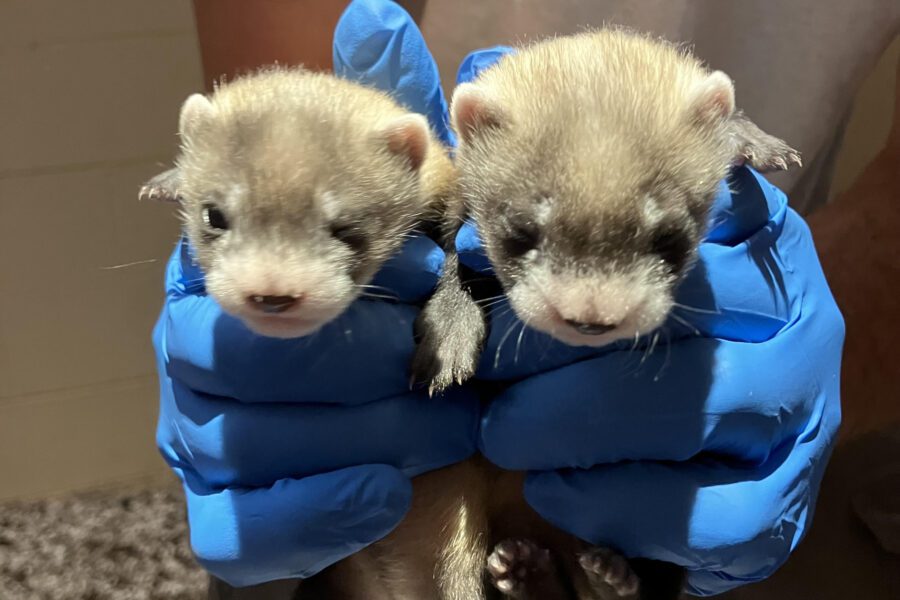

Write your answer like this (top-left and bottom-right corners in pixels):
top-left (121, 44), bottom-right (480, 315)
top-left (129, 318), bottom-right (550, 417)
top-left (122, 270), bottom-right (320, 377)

top-left (247, 294), bottom-right (301, 314)
top-left (564, 319), bottom-right (617, 335)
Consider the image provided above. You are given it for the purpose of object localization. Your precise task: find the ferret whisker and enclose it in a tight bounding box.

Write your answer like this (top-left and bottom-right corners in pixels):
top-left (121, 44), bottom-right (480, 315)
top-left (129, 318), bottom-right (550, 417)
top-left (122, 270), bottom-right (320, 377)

top-left (100, 258), bottom-right (159, 270)
top-left (356, 283), bottom-right (395, 292)
top-left (480, 299), bottom-right (507, 310)
top-left (475, 294), bottom-right (506, 306)
top-left (654, 328), bottom-right (673, 382)
top-left (670, 312), bottom-right (701, 335)
top-left (477, 298), bottom-right (508, 311)
top-left (629, 330), bottom-right (641, 353)
top-left (620, 348), bottom-right (644, 379)
top-left (493, 319), bottom-right (521, 369)
top-left (514, 319), bottom-right (529, 365)
top-left (489, 306), bottom-right (514, 322)
top-left (639, 334), bottom-right (651, 366)
top-left (355, 283), bottom-right (401, 301)
top-left (640, 331), bottom-right (660, 366)
top-left (672, 302), bottom-right (720, 315)
top-left (359, 293), bottom-right (400, 302)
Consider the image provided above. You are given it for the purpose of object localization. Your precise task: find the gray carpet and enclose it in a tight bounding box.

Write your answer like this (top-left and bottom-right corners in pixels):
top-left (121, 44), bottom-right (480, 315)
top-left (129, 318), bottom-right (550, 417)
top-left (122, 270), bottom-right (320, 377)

top-left (0, 484), bottom-right (206, 600)
top-left (4, 435), bottom-right (897, 600)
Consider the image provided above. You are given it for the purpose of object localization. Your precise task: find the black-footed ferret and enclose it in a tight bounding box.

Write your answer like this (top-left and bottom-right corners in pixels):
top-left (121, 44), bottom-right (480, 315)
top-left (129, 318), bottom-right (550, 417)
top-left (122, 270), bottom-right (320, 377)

top-left (141, 66), bottom-right (455, 340)
top-left (140, 67), bottom-right (482, 600)
top-left (408, 28), bottom-right (803, 599)
top-left (413, 28), bottom-right (801, 389)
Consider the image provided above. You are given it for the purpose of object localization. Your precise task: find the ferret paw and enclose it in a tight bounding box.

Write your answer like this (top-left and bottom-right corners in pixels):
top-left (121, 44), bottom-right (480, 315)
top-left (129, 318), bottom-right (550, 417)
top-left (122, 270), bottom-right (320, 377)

top-left (487, 539), bottom-right (554, 598)
top-left (139, 183), bottom-right (174, 202)
top-left (729, 113), bottom-right (802, 173)
top-left (410, 283), bottom-right (485, 395)
top-left (138, 167), bottom-right (182, 202)
top-left (578, 547), bottom-right (640, 597)
top-left (742, 147), bottom-right (802, 173)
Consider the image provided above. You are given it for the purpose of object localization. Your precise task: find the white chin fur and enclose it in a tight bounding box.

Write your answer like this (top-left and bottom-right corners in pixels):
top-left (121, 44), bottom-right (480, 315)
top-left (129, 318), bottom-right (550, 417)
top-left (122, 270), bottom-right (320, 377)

top-left (205, 253), bottom-right (356, 339)
top-left (506, 266), bottom-right (673, 348)
top-left (511, 299), bottom-right (655, 348)
top-left (535, 321), bottom-right (636, 347)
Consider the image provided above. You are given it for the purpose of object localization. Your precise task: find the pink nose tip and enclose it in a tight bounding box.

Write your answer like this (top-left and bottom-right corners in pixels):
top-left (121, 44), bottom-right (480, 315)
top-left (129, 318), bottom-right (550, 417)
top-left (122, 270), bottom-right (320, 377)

top-left (564, 319), bottom-right (617, 335)
top-left (247, 294), bottom-right (301, 314)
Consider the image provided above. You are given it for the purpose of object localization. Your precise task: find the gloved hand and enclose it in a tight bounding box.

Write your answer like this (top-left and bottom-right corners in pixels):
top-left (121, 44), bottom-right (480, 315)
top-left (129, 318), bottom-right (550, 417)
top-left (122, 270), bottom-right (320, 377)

top-left (457, 49), bottom-right (845, 596)
top-left (153, 0), bottom-right (477, 587)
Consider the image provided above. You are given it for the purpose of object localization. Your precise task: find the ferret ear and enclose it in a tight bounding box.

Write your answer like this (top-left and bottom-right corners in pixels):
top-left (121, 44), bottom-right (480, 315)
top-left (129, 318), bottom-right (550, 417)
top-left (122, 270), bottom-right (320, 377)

top-left (691, 72), bottom-right (801, 172)
top-left (138, 167), bottom-right (182, 203)
top-left (726, 111), bottom-right (802, 172)
top-left (451, 83), bottom-right (504, 144)
top-left (380, 113), bottom-right (430, 171)
top-left (178, 93), bottom-right (214, 140)
top-left (689, 70), bottom-right (736, 125)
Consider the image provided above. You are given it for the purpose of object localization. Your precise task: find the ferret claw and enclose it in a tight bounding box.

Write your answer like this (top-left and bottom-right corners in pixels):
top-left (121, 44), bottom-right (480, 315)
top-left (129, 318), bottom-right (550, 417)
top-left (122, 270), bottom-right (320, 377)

top-left (139, 167), bottom-right (182, 202)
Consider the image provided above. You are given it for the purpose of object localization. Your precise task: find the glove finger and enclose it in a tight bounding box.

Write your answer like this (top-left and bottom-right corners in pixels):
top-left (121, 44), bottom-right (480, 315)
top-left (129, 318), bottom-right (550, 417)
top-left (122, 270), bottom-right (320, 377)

top-left (179, 464), bottom-right (411, 587)
top-left (156, 365), bottom-right (478, 488)
top-left (159, 292), bottom-right (423, 405)
top-left (333, 0), bottom-right (454, 146)
top-left (160, 230), bottom-right (442, 404)
top-left (371, 233), bottom-right (444, 301)
top-left (455, 46), bottom-right (515, 85)
top-left (480, 282), bottom-right (842, 469)
top-left (524, 420), bottom-right (835, 596)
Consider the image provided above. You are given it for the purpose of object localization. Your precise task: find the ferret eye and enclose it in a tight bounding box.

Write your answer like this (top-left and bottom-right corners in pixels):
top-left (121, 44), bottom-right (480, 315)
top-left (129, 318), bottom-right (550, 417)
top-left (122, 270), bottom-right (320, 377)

top-left (202, 204), bottom-right (229, 231)
top-left (651, 227), bottom-right (690, 272)
top-left (503, 223), bottom-right (540, 258)
top-left (330, 223), bottom-right (368, 252)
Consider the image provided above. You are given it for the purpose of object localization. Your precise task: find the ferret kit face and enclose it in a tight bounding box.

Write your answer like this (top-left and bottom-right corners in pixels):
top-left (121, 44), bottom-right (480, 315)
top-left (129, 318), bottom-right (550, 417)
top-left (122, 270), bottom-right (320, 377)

top-left (450, 29), bottom-right (799, 348)
top-left (142, 67), bottom-right (450, 338)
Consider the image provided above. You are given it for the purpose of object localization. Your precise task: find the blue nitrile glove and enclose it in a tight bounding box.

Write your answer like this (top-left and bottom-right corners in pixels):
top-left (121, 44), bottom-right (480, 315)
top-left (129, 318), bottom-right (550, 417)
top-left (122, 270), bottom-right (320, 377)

top-left (456, 48), bottom-right (844, 596)
top-left (153, 0), bottom-right (477, 587)
top-left (333, 0), bottom-right (455, 147)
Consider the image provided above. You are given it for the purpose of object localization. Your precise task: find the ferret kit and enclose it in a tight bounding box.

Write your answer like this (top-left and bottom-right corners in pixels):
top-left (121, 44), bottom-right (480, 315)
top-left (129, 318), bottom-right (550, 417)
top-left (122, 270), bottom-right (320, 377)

top-left (412, 29), bottom-right (800, 396)
top-left (143, 28), bottom-right (800, 600)
top-left (141, 66), bottom-right (455, 340)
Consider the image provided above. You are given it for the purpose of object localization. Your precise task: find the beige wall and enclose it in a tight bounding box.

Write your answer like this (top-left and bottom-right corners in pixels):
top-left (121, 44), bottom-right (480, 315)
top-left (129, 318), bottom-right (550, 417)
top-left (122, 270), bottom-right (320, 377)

top-left (830, 35), bottom-right (899, 199)
top-left (0, 3), bottom-right (895, 501)
top-left (0, 1), bottom-right (202, 500)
